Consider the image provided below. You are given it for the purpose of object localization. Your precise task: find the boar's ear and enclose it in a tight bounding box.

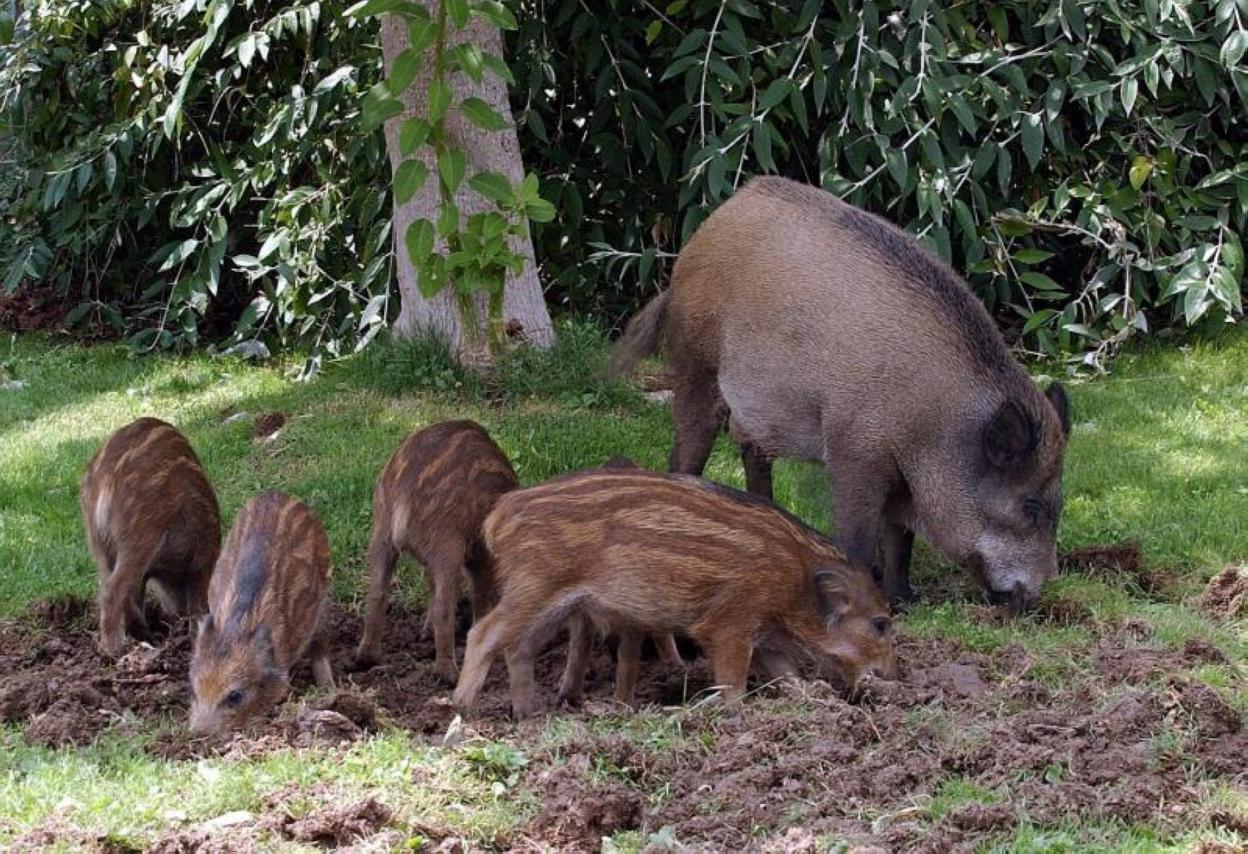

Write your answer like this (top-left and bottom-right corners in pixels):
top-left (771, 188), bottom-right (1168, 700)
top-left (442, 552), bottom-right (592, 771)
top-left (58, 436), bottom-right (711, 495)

top-left (1045, 383), bottom-right (1071, 436)
top-left (195, 614), bottom-right (215, 643)
top-left (250, 624), bottom-right (279, 672)
top-left (813, 567), bottom-right (852, 627)
top-left (983, 400), bottom-right (1038, 470)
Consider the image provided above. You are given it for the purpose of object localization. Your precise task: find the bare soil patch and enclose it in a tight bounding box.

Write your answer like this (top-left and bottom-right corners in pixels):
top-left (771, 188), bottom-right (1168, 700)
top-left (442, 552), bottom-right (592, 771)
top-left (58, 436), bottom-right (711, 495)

top-left (1, 587), bottom-right (1243, 850)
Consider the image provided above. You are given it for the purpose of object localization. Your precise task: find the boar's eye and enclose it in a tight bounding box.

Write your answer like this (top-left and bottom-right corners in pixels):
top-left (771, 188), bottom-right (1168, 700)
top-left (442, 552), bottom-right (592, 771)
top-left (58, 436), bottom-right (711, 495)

top-left (1023, 497), bottom-right (1045, 525)
top-left (224, 689), bottom-right (244, 709)
top-left (871, 616), bottom-right (891, 635)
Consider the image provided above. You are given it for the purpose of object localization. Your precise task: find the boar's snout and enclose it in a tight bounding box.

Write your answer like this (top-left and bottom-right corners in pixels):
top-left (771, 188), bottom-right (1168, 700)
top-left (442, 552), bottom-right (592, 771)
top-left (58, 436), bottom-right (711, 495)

top-left (188, 703), bottom-right (222, 736)
top-left (987, 581), bottom-right (1036, 613)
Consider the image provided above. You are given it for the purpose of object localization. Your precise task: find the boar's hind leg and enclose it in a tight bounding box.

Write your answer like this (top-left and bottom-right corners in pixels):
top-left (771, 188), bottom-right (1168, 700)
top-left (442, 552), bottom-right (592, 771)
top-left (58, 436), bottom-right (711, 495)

top-left (740, 440), bottom-right (775, 499)
top-left (879, 520), bottom-right (916, 606)
top-left (668, 377), bottom-right (724, 476)
top-left (354, 529), bottom-right (399, 669)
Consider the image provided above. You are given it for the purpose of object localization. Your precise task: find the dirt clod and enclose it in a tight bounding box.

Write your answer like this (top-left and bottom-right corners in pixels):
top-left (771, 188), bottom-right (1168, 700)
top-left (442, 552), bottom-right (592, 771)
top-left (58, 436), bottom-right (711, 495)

top-left (251, 412), bottom-right (286, 440)
top-left (1198, 565), bottom-right (1247, 619)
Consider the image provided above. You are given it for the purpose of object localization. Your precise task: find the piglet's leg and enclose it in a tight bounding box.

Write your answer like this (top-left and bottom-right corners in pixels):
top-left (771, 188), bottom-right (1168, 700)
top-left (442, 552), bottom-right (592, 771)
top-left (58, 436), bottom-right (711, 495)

top-left (426, 543), bottom-right (466, 684)
top-left (654, 632), bottom-right (683, 665)
top-left (557, 613), bottom-right (592, 706)
top-left (505, 632), bottom-right (543, 719)
top-left (310, 632), bottom-right (335, 690)
top-left (706, 631), bottom-right (753, 705)
top-left (453, 610), bottom-right (508, 717)
top-left (99, 551), bottom-right (152, 656)
top-left (354, 530), bottom-right (399, 668)
top-left (614, 630), bottom-right (643, 706)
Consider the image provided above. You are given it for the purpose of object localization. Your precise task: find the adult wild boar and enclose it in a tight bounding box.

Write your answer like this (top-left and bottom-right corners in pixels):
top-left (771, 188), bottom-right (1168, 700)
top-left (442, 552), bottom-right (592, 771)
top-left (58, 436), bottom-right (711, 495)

top-left (611, 177), bottom-right (1070, 611)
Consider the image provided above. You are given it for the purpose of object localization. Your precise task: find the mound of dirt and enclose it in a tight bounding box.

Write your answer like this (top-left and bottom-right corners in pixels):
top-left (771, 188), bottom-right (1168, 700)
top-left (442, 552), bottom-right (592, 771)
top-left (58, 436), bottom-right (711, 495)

top-left (1198, 564), bottom-right (1247, 619)
top-left (1060, 540), bottom-right (1180, 600)
top-left (526, 752), bottom-right (644, 847)
top-left (259, 784), bottom-right (394, 846)
top-left (251, 412), bottom-right (287, 440)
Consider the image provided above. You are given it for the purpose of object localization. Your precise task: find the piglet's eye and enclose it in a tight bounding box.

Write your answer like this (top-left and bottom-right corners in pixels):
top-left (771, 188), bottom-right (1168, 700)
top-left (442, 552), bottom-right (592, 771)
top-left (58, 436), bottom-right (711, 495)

top-left (224, 689), bottom-right (244, 709)
top-left (871, 617), bottom-right (891, 635)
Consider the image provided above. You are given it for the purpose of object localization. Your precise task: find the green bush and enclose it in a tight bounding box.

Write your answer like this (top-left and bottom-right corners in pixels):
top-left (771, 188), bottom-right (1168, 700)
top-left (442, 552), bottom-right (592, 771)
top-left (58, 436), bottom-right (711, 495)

top-left (0, 0), bottom-right (390, 374)
top-left (3, 1), bottom-right (1246, 370)
top-left (512, 0), bottom-right (1247, 367)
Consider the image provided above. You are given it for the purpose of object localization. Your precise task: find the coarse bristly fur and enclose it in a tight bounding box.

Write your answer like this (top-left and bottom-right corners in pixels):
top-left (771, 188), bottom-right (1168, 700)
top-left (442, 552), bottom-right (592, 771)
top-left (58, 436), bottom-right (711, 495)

top-left (355, 420), bottom-right (519, 681)
top-left (453, 469), bottom-right (897, 719)
top-left (189, 491), bottom-right (333, 734)
top-left (80, 417), bottom-right (220, 657)
top-left (609, 176), bottom-right (1071, 612)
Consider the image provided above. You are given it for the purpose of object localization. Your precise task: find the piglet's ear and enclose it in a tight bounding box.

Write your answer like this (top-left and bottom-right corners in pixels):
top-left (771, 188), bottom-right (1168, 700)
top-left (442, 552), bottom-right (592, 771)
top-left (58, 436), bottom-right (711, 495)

top-left (984, 399), bottom-right (1038, 470)
top-left (196, 614), bottom-right (215, 642)
top-left (813, 567), bottom-right (852, 627)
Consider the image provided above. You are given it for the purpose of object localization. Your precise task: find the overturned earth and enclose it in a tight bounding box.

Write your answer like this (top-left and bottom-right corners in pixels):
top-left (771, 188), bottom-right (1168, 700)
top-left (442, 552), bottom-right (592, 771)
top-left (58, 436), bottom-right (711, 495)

top-left (0, 565), bottom-right (1244, 851)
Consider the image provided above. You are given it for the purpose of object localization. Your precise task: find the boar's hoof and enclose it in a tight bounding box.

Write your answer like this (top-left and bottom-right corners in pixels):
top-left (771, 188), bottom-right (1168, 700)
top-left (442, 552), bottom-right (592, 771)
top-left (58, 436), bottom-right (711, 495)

top-left (98, 632), bottom-right (128, 659)
top-left (555, 685), bottom-right (583, 708)
top-left (348, 648), bottom-right (380, 672)
top-left (433, 661), bottom-right (459, 686)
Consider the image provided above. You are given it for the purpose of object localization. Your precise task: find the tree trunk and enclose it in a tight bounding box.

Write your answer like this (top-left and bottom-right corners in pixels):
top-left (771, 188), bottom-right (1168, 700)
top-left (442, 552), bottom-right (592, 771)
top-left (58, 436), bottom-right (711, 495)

top-left (381, 6), bottom-right (554, 359)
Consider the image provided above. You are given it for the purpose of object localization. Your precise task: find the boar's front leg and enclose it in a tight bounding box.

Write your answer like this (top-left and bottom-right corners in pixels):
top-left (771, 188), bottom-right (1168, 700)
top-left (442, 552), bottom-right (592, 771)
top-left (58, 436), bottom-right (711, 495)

top-left (454, 609), bottom-right (511, 716)
top-left (741, 442), bottom-right (774, 499)
top-left (878, 519), bottom-right (916, 606)
top-left (827, 460), bottom-right (890, 584)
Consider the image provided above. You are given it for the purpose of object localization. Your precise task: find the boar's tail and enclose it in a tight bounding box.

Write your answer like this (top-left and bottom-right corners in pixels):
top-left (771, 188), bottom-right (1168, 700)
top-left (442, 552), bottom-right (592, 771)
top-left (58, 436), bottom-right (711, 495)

top-left (607, 291), bottom-right (668, 378)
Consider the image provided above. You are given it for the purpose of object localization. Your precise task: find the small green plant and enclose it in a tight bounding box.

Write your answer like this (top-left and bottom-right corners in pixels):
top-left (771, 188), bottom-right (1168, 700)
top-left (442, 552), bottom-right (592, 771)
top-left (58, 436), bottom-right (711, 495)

top-left (460, 740), bottom-right (528, 785)
top-left (350, 0), bottom-right (555, 353)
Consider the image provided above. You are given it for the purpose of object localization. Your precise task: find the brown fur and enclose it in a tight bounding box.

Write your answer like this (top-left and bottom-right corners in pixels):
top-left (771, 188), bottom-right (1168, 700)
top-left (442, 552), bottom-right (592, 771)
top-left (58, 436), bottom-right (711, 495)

top-left (80, 417), bottom-right (220, 656)
top-left (355, 420), bottom-right (518, 680)
top-left (453, 470), bottom-right (897, 719)
top-left (189, 491), bottom-right (333, 734)
top-left (559, 456), bottom-right (683, 706)
top-left (611, 176), bottom-right (1070, 610)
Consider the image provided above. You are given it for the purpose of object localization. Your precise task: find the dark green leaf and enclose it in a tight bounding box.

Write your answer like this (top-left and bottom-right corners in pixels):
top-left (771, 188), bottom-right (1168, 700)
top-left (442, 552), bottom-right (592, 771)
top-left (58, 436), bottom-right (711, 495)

top-left (405, 218), bottom-right (435, 265)
top-left (394, 159), bottom-right (428, 204)
top-left (468, 170), bottom-right (513, 203)
top-left (460, 97), bottom-right (510, 131)
top-left (1021, 112), bottom-right (1044, 169)
top-left (439, 149), bottom-right (467, 192)
top-left (447, 0), bottom-right (470, 28)
top-left (399, 118), bottom-right (432, 155)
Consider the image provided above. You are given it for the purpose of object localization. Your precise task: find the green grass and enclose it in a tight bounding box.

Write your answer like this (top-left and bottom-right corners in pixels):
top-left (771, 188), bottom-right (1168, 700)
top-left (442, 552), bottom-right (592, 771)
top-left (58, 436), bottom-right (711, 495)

top-left (1, 323), bottom-right (1246, 849)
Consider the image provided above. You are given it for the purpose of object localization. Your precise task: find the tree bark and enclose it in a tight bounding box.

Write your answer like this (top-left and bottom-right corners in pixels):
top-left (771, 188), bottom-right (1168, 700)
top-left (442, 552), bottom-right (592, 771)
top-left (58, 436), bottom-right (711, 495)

top-left (380, 6), bottom-right (554, 358)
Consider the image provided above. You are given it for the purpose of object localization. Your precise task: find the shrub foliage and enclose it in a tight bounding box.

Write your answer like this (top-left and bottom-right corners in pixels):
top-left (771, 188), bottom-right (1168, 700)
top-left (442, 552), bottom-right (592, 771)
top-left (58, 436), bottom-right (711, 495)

top-left (2, 0), bottom-right (1246, 368)
top-left (514, 0), bottom-right (1247, 367)
top-left (0, 0), bottom-right (390, 373)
